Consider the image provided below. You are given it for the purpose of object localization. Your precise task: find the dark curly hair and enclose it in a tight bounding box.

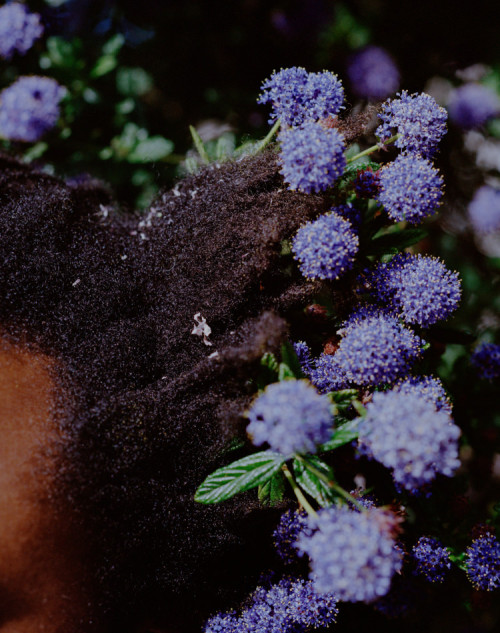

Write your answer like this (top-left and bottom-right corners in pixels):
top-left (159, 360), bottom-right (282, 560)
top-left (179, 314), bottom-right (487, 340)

top-left (0, 150), bottom-right (330, 632)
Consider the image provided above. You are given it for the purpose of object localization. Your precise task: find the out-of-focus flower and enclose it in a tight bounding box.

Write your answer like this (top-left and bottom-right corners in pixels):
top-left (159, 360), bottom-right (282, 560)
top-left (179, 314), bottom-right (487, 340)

top-left (347, 46), bottom-right (400, 101)
top-left (468, 185), bottom-right (500, 234)
top-left (448, 83), bottom-right (500, 129)
top-left (0, 2), bottom-right (43, 59)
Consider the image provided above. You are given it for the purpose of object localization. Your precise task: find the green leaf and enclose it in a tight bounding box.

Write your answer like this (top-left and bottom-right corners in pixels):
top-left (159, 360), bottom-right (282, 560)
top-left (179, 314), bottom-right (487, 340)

top-left (258, 470), bottom-right (286, 506)
top-left (368, 228), bottom-right (428, 255)
top-left (189, 125), bottom-right (210, 165)
top-left (281, 341), bottom-right (305, 379)
top-left (128, 137), bottom-right (174, 163)
top-left (116, 67), bottom-right (154, 96)
top-left (194, 451), bottom-right (286, 504)
top-left (45, 36), bottom-right (80, 69)
top-left (91, 55), bottom-right (118, 78)
top-left (278, 362), bottom-right (295, 381)
top-left (293, 456), bottom-right (335, 507)
top-left (102, 33), bottom-right (125, 56)
top-left (318, 419), bottom-right (360, 452)
top-left (327, 389), bottom-right (359, 404)
top-left (23, 142), bottom-right (48, 163)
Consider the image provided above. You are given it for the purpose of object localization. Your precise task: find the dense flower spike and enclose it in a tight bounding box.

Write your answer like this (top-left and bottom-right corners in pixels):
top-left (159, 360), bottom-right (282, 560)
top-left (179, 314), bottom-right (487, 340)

top-left (296, 506), bottom-right (403, 602)
top-left (273, 509), bottom-right (312, 564)
top-left (258, 67), bottom-right (344, 127)
top-left (376, 91), bottom-right (447, 159)
top-left (353, 167), bottom-right (381, 199)
top-left (246, 380), bottom-right (333, 455)
top-left (368, 253), bottom-right (461, 327)
top-left (292, 211), bottom-right (359, 280)
top-left (310, 353), bottom-right (351, 393)
top-left (471, 342), bottom-right (500, 380)
top-left (347, 46), bottom-right (400, 101)
top-left (292, 341), bottom-right (314, 378)
top-left (0, 3), bottom-right (43, 59)
top-left (412, 536), bottom-right (451, 583)
top-left (465, 534), bottom-right (500, 591)
top-left (448, 84), bottom-right (500, 129)
top-left (334, 312), bottom-right (424, 387)
top-left (279, 122), bottom-right (346, 193)
top-left (377, 154), bottom-right (444, 224)
top-left (394, 375), bottom-right (452, 414)
top-left (468, 185), bottom-right (500, 234)
top-left (358, 390), bottom-right (461, 491)
top-left (0, 76), bottom-right (66, 142)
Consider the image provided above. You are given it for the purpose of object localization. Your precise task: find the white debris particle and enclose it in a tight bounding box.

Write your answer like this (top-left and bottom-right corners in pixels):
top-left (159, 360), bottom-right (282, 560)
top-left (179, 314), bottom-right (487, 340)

top-left (172, 187), bottom-right (181, 197)
top-left (191, 312), bottom-right (213, 346)
top-left (208, 351), bottom-right (219, 359)
top-left (72, 278), bottom-right (81, 287)
top-left (120, 254), bottom-right (128, 260)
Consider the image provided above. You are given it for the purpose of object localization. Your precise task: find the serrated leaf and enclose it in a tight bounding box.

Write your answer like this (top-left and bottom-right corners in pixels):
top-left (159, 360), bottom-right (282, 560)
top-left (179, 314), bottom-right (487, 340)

top-left (293, 456), bottom-right (335, 507)
top-left (318, 419), bottom-right (360, 452)
top-left (195, 451), bottom-right (286, 504)
top-left (368, 228), bottom-right (428, 255)
top-left (258, 471), bottom-right (286, 506)
top-left (281, 341), bottom-right (305, 379)
top-left (128, 137), bottom-right (174, 163)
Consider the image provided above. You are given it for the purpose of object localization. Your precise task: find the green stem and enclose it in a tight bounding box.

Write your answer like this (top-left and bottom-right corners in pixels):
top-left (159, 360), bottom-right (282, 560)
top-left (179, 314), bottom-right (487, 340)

top-left (295, 455), bottom-right (366, 512)
top-left (253, 118), bottom-right (281, 154)
top-left (346, 133), bottom-right (401, 164)
top-left (282, 464), bottom-right (318, 518)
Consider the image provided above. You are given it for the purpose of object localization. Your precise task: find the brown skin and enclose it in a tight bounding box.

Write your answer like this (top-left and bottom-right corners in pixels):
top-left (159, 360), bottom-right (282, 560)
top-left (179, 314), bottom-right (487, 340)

top-left (0, 339), bottom-right (101, 633)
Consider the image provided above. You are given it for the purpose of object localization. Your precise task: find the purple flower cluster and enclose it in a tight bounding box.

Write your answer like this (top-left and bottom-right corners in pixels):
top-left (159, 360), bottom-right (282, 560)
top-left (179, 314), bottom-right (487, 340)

top-left (347, 46), bottom-right (400, 101)
top-left (310, 353), bottom-right (351, 393)
top-left (296, 506), bottom-right (403, 602)
top-left (465, 534), bottom-right (500, 591)
top-left (278, 122), bottom-right (346, 193)
top-left (470, 342), bottom-right (500, 381)
top-left (292, 341), bottom-right (314, 378)
top-left (333, 311), bottom-right (424, 387)
top-left (0, 76), bottom-right (66, 142)
top-left (376, 91), bottom-right (448, 159)
top-left (354, 167), bottom-right (381, 199)
top-left (448, 83), bottom-right (500, 129)
top-left (358, 390), bottom-right (461, 491)
top-left (0, 2), bottom-right (43, 59)
top-left (205, 577), bottom-right (338, 632)
top-left (377, 154), bottom-right (444, 225)
top-left (412, 536), bottom-right (451, 583)
top-left (292, 211), bottom-right (359, 280)
top-left (258, 67), bottom-right (344, 127)
top-left (367, 253), bottom-right (461, 327)
top-left (334, 202), bottom-right (363, 230)
top-left (273, 509), bottom-right (312, 564)
top-left (468, 185), bottom-right (500, 234)
top-left (394, 375), bottom-right (452, 414)
top-left (246, 380), bottom-right (333, 456)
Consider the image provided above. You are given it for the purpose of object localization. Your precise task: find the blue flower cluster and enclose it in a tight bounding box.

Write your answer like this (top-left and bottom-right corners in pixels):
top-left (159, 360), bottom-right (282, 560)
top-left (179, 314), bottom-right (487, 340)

top-left (278, 122), bottom-right (346, 193)
top-left (470, 342), bottom-right (500, 380)
top-left (293, 341), bottom-right (314, 378)
top-left (358, 390), bottom-right (461, 491)
top-left (347, 46), bottom-right (400, 101)
top-left (468, 185), bottom-right (500, 234)
top-left (246, 380), bottom-right (333, 455)
top-left (367, 253), bottom-right (461, 327)
top-left (394, 375), bottom-right (452, 414)
top-left (377, 154), bottom-right (444, 224)
top-left (354, 167), bottom-right (381, 199)
top-left (258, 67), bottom-right (344, 127)
top-left (0, 76), bottom-right (66, 142)
top-left (465, 534), bottom-right (500, 591)
top-left (333, 311), bottom-right (424, 387)
top-left (310, 353), bottom-right (351, 393)
top-left (296, 506), bottom-right (403, 602)
top-left (273, 509), bottom-right (312, 564)
top-left (376, 91), bottom-right (448, 159)
top-left (448, 83), bottom-right (500, 130)
top-left (204, 577), bottom-right (338, 632)
top-left (0, 2), bottom-right (43, 60)
top-left (412, 536), bottom-right (451, 583)
top-left (292, 211), bottom-right (359, 280)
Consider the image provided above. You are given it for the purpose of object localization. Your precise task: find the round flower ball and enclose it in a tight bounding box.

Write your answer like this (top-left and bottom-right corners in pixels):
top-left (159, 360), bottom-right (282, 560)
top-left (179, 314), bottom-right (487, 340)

top-left (292, 211), bottom-right (359, 281)
top-left (448, 83), bottom-right (500, 129)
top-left (278, 121), bottom-right (346, 194)
top-left (471, 342), bottom-right (500, 380)
top-left (376, 90), bottom-right (448, 159)
top-left (0, 3), bottom-right (43, 60)
top-left (412, 536), bottom-right (451, 583)
top-left (465, 534), bottom-right (500, 591)
top-left (377, 154), bottom-right (444, 225)
top-left (394, 375), bottom-right (452, 414)
top-left (296, 506), bottom-right (403, 602)
top-left (0, 76), bottom-right (66, 142)
top-left (358, 390), bottom-right (461, 491)
top-left (347, 46), bottom-right (400, 101)
top-left (246, 379), bottom-right (333, 455)
top-left (369, 253), bottom-right (461, 327)
top-left (334, 311), bottom-right (424, 387)
top-left (468, 185), bottom-right (500, 234)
